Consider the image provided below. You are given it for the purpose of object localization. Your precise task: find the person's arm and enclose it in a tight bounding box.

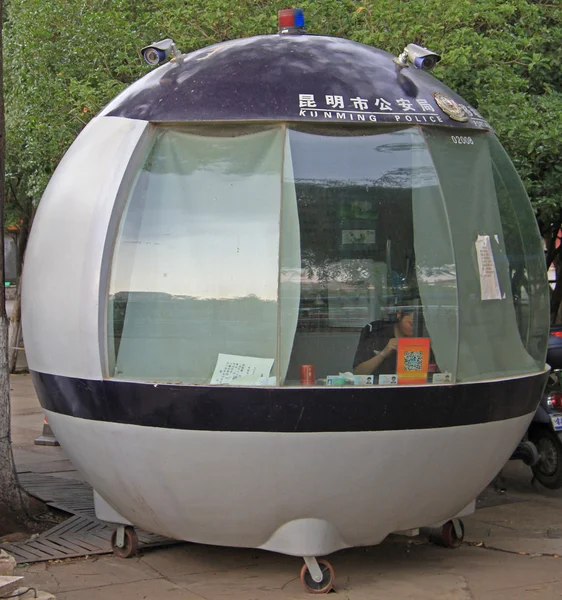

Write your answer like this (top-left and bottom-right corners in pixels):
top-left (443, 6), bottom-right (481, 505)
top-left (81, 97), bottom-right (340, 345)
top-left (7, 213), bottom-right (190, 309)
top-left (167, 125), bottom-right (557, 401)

top-left (353, 338), bottom-right (398, 375)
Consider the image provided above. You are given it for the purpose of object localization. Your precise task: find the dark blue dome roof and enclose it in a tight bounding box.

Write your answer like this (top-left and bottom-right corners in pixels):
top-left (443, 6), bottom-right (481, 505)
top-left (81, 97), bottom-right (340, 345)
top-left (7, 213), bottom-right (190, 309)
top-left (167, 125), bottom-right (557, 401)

top-left (101, 34), bottom-right (489, 129)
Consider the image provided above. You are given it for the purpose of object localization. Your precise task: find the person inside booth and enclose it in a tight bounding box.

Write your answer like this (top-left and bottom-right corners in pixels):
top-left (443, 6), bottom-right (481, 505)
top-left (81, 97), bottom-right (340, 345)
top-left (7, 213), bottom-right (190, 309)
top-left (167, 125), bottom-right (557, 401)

top-left (352, 309), bottom-right (415, 376)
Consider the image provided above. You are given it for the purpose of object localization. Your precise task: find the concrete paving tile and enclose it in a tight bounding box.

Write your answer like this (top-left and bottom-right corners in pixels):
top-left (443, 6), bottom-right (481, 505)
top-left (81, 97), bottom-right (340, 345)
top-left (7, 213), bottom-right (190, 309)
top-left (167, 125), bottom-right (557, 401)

top-left (473, 501), bottom-right (562, 535)
top-left (140, 544), bottom-right (294, 579)
top-left (14, 562), bottom-right (59, 593)
top-left (334, 538), bottom-right (449, 570)
top-left (55, 578), bottom-right (202, 600)
top-left (464, 500), bottom-right (562, 555)
top-left (14, 449), bottom-right (67, 466)
top-left (170, 565), bottom-right (302, 598)
top-left (20, 555), bottom-right (161, 594)
top-left (332, 542), bottom-right (562, 599)
top-left (482, 581), bottom-right (562, 600)
top-left (447, 547), bottom-right (562, 598)
top-left (9, 375), bottom-right (39, 400)
top-left (11, 418), bottom-right (52, 448)
top-left (171, 563), bottom-right (472, 599)
top-left (343, 574), bottom-right (471, 600)
top-left (11, 406), bottom-right (44, 416)
top-left (24, 460), bottom-right (77, 474)
top-left (18, 562), bottom-right (48, 575)
top-left (11, 414), bottom-right (45, 432)
top-left (478, 538), bottom-right (562, 555)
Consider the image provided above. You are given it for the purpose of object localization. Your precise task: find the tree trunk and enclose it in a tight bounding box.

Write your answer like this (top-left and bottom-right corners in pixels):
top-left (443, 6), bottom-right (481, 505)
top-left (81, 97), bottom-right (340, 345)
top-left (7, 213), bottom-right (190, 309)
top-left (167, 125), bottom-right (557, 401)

top-left (8, 281), bottom-right (21, 373)
top-left (0, 314), bottom-right (30, 535)
top-left (0, 0), bottom-right (32, 536)
top-left (8, 219), bottom-right (29, 373)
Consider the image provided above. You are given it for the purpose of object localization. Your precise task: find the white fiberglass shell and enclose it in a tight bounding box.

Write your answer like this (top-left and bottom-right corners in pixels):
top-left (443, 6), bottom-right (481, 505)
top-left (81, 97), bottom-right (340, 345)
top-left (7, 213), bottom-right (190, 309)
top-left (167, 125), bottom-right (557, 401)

top-left (22, 116), bottom-right (149, 379)
top-left (45, 409), bottom-right (531, 556)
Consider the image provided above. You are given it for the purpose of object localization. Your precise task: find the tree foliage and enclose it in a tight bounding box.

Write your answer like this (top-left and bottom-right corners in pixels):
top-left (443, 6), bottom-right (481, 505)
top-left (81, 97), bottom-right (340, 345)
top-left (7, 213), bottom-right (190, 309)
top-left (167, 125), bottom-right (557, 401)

top-left (3, 0), bottom-right (561, 306)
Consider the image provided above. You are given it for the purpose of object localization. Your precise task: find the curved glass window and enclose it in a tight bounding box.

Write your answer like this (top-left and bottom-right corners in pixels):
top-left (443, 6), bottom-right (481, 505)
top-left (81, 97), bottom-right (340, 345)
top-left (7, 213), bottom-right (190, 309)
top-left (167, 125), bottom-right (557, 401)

top-left (107, 124), bottom-right (547, 386)
top-left (107, 127), bottom-right (284, 383)
top-left (423, 128), bottom-right (548, 381)
top-left (281, 127), bottom-right (458, 384)
top-left (488, 135), bottom-right (549, 367)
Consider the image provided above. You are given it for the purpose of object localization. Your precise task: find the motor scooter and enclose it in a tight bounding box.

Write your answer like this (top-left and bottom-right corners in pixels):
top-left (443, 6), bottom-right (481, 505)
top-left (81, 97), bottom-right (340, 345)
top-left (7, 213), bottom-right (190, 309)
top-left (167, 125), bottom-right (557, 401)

top-left (510, 326), bottom-right (562, 489)
top-left (527, 368), bottom-right (562, 489)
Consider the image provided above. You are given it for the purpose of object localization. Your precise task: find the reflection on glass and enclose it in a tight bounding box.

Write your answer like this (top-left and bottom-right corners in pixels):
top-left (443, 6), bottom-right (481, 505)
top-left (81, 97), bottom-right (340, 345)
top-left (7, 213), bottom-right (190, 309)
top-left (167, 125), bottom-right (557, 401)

top-left (488, 135), bottom-right (549, 366)
top-left (108, 127), bottom-right (284, 383)
top-left (423, 128), bottom-right (547, 381)
top-left (281, 127), bottom-right (458, 385)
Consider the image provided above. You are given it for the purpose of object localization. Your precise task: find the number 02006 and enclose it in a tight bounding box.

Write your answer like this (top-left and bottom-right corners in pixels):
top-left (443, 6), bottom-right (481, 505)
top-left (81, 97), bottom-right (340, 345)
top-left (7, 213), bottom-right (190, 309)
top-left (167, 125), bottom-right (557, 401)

top-left (451, 135), bottom-right (474, 145)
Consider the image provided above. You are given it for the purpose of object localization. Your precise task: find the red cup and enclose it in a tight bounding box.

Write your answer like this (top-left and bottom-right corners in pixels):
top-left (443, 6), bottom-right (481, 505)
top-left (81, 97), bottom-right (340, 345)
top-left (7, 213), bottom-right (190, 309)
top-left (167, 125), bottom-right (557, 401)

top-left (300, 364), bottom-right (315, 385)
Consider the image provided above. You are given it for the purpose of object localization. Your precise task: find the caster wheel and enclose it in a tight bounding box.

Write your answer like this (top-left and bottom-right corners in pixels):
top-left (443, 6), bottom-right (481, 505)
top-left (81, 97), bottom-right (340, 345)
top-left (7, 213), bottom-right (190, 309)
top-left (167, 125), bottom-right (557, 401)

top-left (110, 526), bottom-right (139, 558)
top-left (300, 559), bottom-right (335, 594)
top-left (429, 519), bottom-right (464, 549)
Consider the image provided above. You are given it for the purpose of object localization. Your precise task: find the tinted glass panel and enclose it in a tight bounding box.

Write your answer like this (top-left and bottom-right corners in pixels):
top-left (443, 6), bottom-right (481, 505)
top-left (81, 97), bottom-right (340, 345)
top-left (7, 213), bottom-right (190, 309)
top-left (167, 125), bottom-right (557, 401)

top-left (281, 127), bottom-right (458, 385)
top-left (108, 127), bottom-right (283, 384)
top-left (488, 134), bottom-right (549, 366)
top-left (423, 128), bottom-right (542, 381)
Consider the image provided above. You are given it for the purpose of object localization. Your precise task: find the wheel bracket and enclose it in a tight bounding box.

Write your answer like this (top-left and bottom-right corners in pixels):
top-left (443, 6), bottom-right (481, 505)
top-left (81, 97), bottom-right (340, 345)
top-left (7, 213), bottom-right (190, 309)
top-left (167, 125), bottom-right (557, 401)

top-left (115, 525), bottom-right (126, 548)
top-left (303, 556), bottom-right (323, 583)
top-left (452, 519), bottom-right (463, 538)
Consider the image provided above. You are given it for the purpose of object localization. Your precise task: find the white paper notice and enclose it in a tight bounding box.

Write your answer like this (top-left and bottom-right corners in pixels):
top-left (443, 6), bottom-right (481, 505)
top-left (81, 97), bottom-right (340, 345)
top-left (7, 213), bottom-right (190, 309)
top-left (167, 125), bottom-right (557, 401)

top-left (211, 353), bottom-right (274, 385)
top-left (475, 235), bottom-right (502, 301)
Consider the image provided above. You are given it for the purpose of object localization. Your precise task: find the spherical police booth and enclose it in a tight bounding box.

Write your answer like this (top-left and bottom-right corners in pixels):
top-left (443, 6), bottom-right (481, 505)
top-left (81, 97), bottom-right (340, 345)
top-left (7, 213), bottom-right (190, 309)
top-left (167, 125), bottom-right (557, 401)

top-left (22, 10), bottom-right (549, 592)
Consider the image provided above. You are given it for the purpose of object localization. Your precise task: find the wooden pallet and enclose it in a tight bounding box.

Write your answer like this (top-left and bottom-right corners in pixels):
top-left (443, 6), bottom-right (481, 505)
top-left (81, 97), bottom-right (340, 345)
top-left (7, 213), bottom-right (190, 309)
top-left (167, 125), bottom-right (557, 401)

top-left (17, 472), bottom-right (97, 517)
top-left (1, 473), bottom-right (179, 563)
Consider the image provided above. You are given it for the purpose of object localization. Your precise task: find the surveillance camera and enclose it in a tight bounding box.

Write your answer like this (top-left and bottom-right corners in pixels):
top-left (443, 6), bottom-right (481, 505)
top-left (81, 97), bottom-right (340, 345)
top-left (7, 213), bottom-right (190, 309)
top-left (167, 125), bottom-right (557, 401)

top-left (141, 38), bottom-right (180, 66)
top-left (405, 43), bottom-right (441, 71)
top-left (394, 43), bottom-right (441, 71)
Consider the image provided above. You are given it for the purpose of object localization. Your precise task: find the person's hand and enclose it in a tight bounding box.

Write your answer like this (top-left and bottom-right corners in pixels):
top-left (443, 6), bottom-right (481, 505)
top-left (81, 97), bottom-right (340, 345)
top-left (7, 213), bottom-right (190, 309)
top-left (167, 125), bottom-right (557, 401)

top-left (382, 338), bottom-right (398, 356)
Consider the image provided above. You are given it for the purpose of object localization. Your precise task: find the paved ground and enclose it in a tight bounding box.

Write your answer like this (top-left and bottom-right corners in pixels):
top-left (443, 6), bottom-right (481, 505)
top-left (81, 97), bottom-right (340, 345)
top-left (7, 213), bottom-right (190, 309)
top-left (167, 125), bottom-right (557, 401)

top-left (9, 373), bottom-right (562, 599)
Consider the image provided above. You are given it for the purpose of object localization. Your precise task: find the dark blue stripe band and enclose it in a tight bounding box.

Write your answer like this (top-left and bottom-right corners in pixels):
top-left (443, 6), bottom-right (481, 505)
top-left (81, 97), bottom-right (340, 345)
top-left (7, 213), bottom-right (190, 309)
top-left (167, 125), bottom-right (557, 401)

top-left (31, 371), bottom-right (547, 433)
